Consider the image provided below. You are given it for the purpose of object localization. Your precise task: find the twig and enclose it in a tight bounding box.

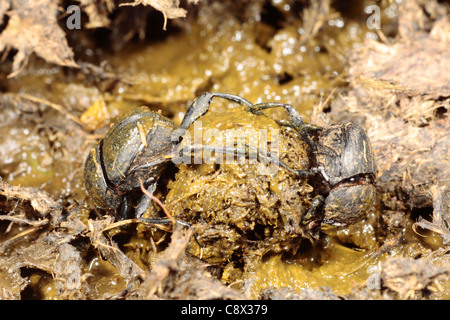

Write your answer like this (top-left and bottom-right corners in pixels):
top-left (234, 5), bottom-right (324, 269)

top-left (101, 218), bottom-right (172, 232)
top-left (0, 215), bottom-right (49, 227)
top-left (17, 93), bottom-right (83, 126)
top-left (319, 88), bottom-right (336, 110)
top-left (2, 225), bottom-right (44, 244)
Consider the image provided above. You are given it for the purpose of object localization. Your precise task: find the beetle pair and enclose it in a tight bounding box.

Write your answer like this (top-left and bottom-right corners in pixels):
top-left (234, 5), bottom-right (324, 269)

top-left (84, 92), bottom-right (376, 229)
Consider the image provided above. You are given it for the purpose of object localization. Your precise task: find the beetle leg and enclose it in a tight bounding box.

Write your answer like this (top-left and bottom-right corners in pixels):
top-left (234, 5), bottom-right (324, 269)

top-left (175, 143), bottom-right (317, 179)
top-left (180, 92), bottom-right (254, 130)
top-left (180, 93), bottom-right (320, 149)
top-left (302, 195), bottom-right (324, 224)
top-left (139, 217), bottom-right (191, 228)
top-left (207, 92), bottom-right (254, 107)
top-left (135, 182), bottom-right (157, 218)
top-left (234, 143), bottom-right (317, 178)
top-left (176, 143), bottom-right (282, 168)
top-left (117, 193), bottom-right (132, 220)
top-left (278, 119), bottom-right (322, 133)
top-left (136, 183), bottom-right (191, 227)
top-left (247, 102), bottom-right (318, 150)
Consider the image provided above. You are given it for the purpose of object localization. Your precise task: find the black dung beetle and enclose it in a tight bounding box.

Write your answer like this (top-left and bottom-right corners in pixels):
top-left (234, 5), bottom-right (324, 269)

top-left (315, 122), bottom-right (376, 228)
top-left (84, 92), bottom-right (260, 222)
top-left (246, 103), bottom-right (377, 229)
top-left (84, 107), bottom-right (178, 219)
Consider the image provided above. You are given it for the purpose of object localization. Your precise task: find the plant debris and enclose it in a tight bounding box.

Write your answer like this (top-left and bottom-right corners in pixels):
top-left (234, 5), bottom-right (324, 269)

top-left (413, 185), bottom-right (450, 245)
top-left (0, 178), bottom-right (63, 224)
top-left (0, 0), bottom-right (78, 77)
top-left (380, 257), bottom-right (449, 299)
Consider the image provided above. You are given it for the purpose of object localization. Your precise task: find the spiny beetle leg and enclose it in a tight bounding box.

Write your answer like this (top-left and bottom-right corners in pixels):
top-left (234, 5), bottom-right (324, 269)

top-left (135, 183), bottom-right (191, 227)
top-left (278, 119), bottom-right (322, 133)
top-left (117, 193), bottom-right (132, 220)
top-left (135, 183), bottom-right (157, 218)
top-left (176, 143), bottom-right (317, 179)
top-left (302, 195), bottom-right (324, 224)
top-left (180, 92), bottom-right (254, 130)
top-left (138, 217), bottom-right (191, 227)
top-left (247, 102), bottom-right (318, 150)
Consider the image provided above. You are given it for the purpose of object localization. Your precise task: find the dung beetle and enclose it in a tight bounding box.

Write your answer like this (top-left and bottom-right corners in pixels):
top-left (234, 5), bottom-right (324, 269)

top-left (246, 104), bottom-right (377, 229)
top-left (314, 122), bottom-right (376, 228)
top-left (84, 107), bottom-right (178, 219)
top-left (84, 92), bottom-right (266, 222)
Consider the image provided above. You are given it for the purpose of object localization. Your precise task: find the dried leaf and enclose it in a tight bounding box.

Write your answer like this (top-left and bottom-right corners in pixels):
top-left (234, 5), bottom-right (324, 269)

top-left (0, 0), bottom-right (77, 77)
top-left (381, 257), bottom-right (449, 299)
top-left (143, 225), bottom-right (193, 298)
top-left (120, 0), bottom-right (187, 29)
top-left (1, 231), bottom-right (85, 299)
top-left (0, 179), bottom-right (63, 224)
top-left (76, 0), bottom-right (114, 28)
top-left (0, 0), bottom-right (11, 25)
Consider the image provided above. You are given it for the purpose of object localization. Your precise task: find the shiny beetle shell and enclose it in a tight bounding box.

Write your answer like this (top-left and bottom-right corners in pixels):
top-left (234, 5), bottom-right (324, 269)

top-left (84, 142), bottom-right (120, 210)
top-left (84, 106), bottom-right (177, 210)
top-left (316, 122), bottom-right (376, 228)
top-left (322, 184), bottom-right (376, 227)
top-left (316, 122), bottom-right (376, 186)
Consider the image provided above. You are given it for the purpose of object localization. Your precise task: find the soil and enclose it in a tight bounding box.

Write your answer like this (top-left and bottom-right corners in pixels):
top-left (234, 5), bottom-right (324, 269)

top-left (0, 0), bottom-right (449, 300)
